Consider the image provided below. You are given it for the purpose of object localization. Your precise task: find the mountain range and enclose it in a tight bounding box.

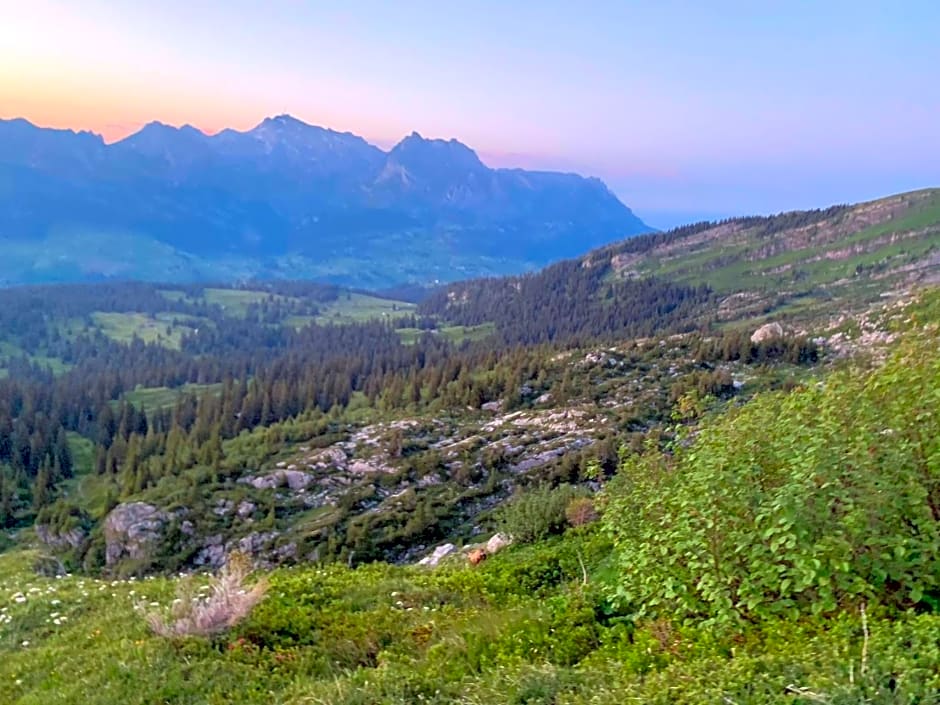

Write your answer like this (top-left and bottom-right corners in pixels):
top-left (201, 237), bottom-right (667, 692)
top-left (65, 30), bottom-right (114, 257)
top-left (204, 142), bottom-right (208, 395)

top-left (0, 115), bottom-right (651, 286)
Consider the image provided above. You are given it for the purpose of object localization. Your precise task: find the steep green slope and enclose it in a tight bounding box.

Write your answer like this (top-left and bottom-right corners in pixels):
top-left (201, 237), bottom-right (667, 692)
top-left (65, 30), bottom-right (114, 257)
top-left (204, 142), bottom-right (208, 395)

top-left (600, 188), bottom-right (940, 317)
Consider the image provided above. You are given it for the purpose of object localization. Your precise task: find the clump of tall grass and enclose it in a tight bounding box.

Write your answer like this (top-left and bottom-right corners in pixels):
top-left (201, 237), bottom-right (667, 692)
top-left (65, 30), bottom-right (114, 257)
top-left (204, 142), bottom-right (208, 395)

top-left (146, 552), bottom-right (267, 638)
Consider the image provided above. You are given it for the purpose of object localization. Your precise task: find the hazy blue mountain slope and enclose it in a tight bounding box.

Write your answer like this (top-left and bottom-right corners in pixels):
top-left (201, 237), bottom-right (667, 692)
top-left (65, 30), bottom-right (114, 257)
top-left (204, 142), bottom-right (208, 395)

top-left (0, 116), bottom-right (651, 286)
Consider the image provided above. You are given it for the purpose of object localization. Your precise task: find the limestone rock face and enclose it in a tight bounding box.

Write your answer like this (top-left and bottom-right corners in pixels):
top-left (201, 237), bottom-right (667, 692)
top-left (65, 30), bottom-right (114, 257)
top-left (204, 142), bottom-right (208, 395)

top-left (103, 502), bottom-right (168, 567)
top-left (195, 535), bottom-right (226, 568)
top-left (237, 501), bottom-right (257, 519)
top-left (750, 322), bottom-right (784, 344)
top-left (35, 524), bottom-right (87, 552)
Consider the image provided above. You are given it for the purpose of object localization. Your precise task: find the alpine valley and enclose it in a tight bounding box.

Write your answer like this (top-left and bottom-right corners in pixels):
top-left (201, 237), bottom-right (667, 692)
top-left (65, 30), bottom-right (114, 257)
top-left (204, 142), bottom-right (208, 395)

top-left (0, 115), bottom-right (650, 287)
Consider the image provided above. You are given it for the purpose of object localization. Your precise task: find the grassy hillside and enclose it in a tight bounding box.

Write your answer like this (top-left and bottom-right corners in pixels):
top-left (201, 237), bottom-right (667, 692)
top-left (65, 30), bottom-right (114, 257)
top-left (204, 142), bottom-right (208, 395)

top-left (315, 292), bottom-right (417, 325)
top-left (3, 537), bottom-right (939, 705)
top-left (91, 312), bottom-right (210, 350)
top-left (121, 384), bottom-right (223, 411)
top-left (0, 229), bottom-right (546, 289)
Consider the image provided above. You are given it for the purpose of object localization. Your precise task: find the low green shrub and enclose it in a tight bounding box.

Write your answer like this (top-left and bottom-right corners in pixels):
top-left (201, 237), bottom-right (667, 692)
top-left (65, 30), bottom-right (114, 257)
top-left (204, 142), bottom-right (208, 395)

top-left (604, 331), bottom-right (940, 624)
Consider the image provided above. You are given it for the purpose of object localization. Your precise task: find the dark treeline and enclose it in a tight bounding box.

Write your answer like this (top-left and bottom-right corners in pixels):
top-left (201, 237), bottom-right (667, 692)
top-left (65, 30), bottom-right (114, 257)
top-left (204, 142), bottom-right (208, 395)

top-left (600, 203), bottom-right (851, 258)
top-left (418, 258), bottom-right (713, 345)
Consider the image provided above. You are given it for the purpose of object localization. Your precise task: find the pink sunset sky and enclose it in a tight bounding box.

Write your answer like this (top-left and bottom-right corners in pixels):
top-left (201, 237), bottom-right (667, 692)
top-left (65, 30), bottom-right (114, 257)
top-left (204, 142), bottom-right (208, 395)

top-left (2, 0), bottom-right (937, 226)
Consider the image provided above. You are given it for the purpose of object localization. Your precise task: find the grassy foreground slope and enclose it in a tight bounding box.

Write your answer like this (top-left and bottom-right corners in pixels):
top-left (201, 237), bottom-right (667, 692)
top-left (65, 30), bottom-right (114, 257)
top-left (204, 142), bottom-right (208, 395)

top-left (2, 295), bottom-right (938, 704)
top-left (2, 535), bottom-right (940, 704)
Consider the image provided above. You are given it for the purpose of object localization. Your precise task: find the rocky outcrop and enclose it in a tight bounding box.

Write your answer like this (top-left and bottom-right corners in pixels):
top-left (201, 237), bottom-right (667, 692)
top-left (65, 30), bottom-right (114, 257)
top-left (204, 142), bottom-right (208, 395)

top-left (750, 322), bottom-right (784, 344)
top-left (306, 446), bottom-right (347, 469)
top-left (417, 533), bottom-right (513, 569)
top-left (195, 534), bottom-right (226, 568)
top-left (194, 530), bottom-right (296, 569)
top-left (247, 469), bottom-right (314, 491)
top-left (417, 543), bottom-right (456, 567)
top-left (35, 524), bottom-right (88, 552)
top-left (103, 502), bottom-right (169, 567)
top-left (237, 501), bottom-right (257, 519)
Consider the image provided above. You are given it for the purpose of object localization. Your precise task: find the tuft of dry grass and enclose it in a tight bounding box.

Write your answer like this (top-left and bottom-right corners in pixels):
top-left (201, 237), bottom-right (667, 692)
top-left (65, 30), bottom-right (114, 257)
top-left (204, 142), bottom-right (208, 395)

top-left (146, 552), bottom-right (267, 638)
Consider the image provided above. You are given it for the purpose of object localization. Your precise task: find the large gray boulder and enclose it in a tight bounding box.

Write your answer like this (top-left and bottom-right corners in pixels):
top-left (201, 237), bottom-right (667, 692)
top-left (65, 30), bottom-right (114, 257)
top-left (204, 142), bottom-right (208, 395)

top-left (103, 502), bottom-right (168, 567)
top-left (750, 322), bottom-right (784, 344)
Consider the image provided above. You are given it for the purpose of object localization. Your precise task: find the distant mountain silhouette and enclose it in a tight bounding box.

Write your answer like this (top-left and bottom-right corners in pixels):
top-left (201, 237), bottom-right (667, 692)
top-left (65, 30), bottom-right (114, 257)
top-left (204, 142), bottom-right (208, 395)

top-left (0, 115), bottom-right (652, 286)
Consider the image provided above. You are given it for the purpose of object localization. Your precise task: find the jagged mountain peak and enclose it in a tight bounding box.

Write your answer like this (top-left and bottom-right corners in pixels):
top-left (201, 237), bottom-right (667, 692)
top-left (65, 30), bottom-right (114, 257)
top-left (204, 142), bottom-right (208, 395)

top-left (119, 121), bottom-right (208, 144)
top-left (112, 122), bottom-right (211, 167)
top-left (0, 116), bottom-right (104, 144)
top-left (253, 113), bottom-right (317, 132)
top-left (392, 131), bottom-right (482, 158)
top-left (250, 114), bottom-right (362, 140)
top-left (386, 131), bottom-right (486, 183)
top-left (0, 117), bottom-right (105, 170)
top-left (0, 116), bottom-right (38, 130)
top-left (242, 115), bottom-right (383, 162)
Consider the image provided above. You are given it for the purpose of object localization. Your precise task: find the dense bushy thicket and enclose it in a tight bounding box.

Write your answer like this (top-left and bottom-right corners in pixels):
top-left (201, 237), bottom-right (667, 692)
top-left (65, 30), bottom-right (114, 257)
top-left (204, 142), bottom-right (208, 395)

top-left (495, 484), bottom-right (587, 544)
top-left (605, 327), bottom-right (940, 623)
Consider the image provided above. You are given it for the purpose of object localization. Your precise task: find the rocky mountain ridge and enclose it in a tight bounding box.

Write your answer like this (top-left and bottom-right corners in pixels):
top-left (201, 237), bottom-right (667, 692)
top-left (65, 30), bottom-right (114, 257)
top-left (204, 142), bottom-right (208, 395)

top-left (0, 115), bottom-right (650, 286)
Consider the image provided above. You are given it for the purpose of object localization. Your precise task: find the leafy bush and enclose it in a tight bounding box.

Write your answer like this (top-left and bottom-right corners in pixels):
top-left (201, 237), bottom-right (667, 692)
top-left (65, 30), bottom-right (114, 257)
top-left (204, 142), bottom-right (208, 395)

top-left (604, 330), bottom-right (940, 623)
top-left (496, 484), bottom-right (586, 544)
